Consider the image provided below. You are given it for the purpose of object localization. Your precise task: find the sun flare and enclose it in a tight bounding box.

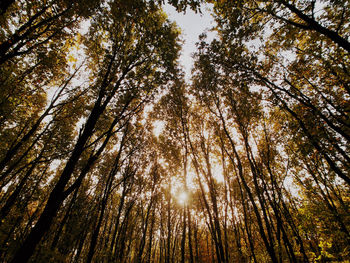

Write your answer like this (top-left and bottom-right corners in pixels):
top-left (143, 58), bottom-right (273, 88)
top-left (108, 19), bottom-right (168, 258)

top-left (178, 191), bottom-right (188, 205)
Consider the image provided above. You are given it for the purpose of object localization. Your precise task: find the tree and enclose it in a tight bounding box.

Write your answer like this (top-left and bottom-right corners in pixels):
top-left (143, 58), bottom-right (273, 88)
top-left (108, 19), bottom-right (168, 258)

top-left (1, 0), bottom-right (349, 262)
top-left (9, 1), bottom-right (181, 262)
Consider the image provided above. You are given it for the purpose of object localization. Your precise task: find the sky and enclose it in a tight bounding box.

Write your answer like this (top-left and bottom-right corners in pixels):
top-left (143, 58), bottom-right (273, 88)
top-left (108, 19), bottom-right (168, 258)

top-left (77, 4), bottom-right (216, 81)
top-left (163, 4), bottom-right (216, 80)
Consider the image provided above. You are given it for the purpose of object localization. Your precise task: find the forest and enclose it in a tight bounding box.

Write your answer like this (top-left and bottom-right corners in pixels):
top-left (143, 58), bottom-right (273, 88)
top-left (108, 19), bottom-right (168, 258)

top-left (0, 0), bottom-right (349, 262)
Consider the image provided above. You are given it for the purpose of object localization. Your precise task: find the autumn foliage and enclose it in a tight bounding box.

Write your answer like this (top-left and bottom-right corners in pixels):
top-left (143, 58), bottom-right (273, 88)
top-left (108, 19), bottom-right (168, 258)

top-left (0, 0), bottom-right (349, 262)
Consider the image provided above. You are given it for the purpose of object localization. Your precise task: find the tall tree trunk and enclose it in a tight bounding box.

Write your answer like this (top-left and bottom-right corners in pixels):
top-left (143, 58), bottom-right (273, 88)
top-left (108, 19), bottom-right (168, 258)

top-left (180, 206), bottom-right (186, 263)
top-left (218, 113), bottom-right (278, 263)
top-left (187, 206), bottom-right (194, 263)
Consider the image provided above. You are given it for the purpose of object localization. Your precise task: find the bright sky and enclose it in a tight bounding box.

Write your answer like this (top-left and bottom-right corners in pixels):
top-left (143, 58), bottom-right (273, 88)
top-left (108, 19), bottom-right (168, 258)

top-left (163, 4), bottom-right (216, 80)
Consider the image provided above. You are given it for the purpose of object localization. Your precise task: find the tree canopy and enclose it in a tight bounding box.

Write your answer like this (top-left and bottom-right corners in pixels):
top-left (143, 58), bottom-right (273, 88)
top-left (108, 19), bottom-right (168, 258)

top-left (0, 0), bottom-right (349, 262)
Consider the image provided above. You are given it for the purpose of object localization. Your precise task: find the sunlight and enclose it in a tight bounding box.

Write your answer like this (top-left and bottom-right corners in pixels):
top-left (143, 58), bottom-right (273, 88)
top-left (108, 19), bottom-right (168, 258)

top-left (212, 162), bottom-right (224, 183)
top-left (152, 120), bottom-right (165, 137)
top-left (177, 191), bottom-right (188, 205)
